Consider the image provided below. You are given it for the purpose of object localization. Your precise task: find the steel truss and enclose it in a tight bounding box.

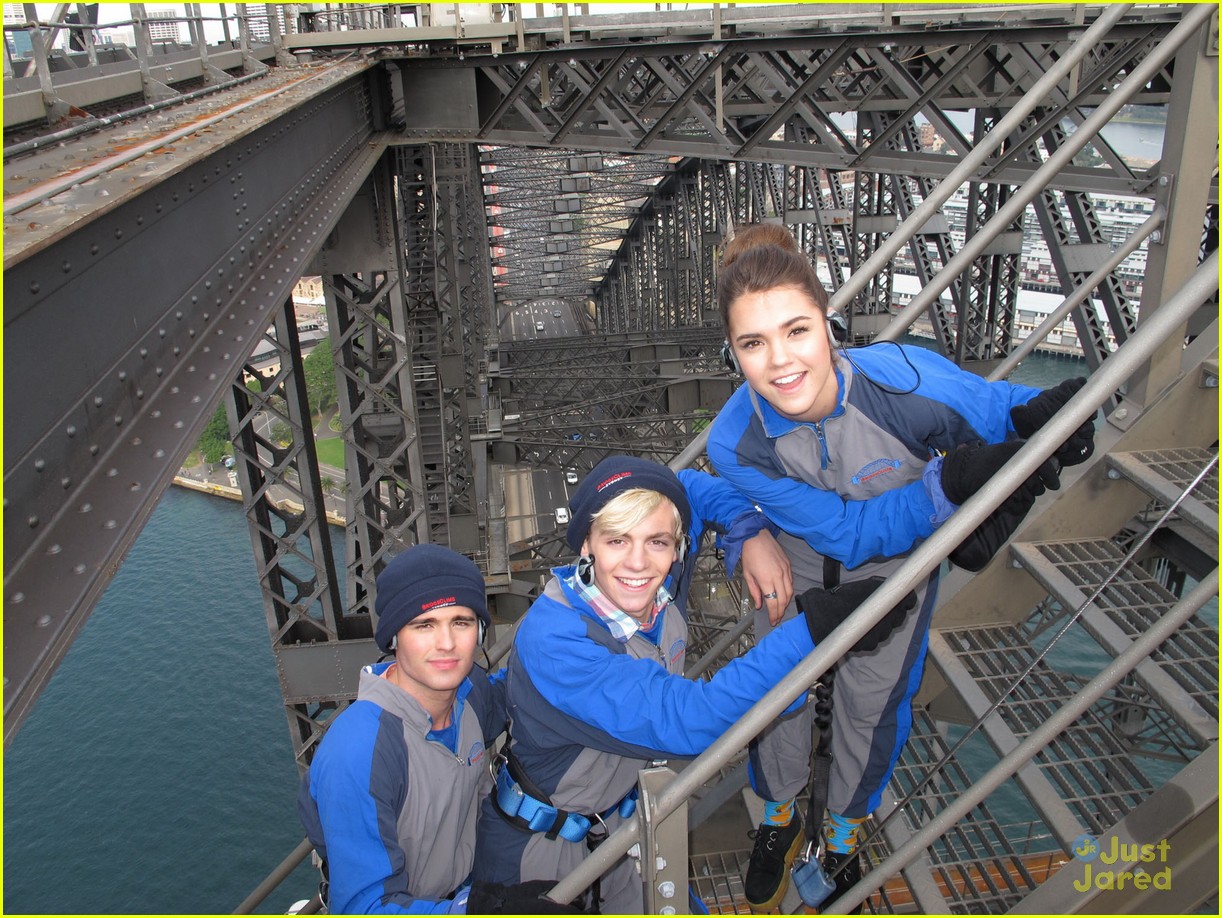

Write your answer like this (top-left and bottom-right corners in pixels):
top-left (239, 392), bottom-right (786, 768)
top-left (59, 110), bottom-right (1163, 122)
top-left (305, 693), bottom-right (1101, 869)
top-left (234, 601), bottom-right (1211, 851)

top-left (396, 143), bottom-right (494, 555)
top-left (2, 65), bottom-right (380, 744)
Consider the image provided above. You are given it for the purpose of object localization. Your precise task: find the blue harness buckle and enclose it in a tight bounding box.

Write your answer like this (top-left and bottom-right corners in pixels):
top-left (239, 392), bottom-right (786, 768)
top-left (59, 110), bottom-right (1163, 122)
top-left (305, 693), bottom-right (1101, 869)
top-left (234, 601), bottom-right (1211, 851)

top-left (492, 756), bottom-right (637, 844)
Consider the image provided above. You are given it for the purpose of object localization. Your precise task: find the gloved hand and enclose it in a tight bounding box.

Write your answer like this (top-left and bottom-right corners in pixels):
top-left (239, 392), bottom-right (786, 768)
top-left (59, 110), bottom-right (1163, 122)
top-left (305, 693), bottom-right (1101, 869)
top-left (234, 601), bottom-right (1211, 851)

top-left (1010, 377), bottom-right (1096, 466)
top-left (940, 440), bottom-right (1061, 512)
top-left (467, 879), bottom-right (587, 914)
top-left (949, 497), bottom-right (1034, 572)
top-left (797, 576), bottom-right (917, 653)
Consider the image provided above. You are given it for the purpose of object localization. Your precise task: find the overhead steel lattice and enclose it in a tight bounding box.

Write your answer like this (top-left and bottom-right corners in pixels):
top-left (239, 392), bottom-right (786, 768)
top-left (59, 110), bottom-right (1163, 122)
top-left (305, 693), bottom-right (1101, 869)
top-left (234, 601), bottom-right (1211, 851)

top-left (406, 14), bottom-right (1179, 195)
top-left (481, 145), bottom-right (675, 310)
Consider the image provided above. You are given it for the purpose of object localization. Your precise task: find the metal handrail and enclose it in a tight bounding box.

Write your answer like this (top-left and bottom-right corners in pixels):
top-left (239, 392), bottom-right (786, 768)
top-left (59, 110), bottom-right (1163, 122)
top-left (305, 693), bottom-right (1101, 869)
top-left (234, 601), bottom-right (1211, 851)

top-left (829, 567), bottom-right (1220, 914)
top-left (988, 208), bottom-right (1165, 381)
top-left (879, 2), bottom-right (1216, 341)
top-left (544, 247), bottom-right (1219, 907)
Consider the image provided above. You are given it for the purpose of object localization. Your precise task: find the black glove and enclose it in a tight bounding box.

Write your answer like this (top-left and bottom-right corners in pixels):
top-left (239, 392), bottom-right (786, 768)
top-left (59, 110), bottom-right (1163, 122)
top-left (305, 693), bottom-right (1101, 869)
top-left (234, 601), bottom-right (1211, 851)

top-left (467, 879), bottom-right (586, 914)
top-left (1010, 377), bottom-right (1096, 467)
top-left (797, 576), bottom-right (918, 654)
top-left (949, 498), bottom-right (1033, 572)
top-left (940, 440), bottom-right (1061, 512)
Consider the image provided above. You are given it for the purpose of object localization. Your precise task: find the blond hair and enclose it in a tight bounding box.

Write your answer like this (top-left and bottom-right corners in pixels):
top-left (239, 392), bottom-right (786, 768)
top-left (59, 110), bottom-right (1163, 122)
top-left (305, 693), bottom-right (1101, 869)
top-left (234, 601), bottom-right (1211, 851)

top-left (590, 488), bottom-right (684, 541)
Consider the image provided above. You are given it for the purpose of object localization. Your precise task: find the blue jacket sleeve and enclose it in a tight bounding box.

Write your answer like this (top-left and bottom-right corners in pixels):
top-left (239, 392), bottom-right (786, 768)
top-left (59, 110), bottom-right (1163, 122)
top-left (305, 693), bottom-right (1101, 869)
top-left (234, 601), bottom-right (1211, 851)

top-left (706, 349), bottom-right (1042, 568)
top-left (677, 467), bottom-right (772, 575)
top-left (300, 703), bottom-right (453, 914)
top-left (708, 411), bottom-right (940, 568)
top-left (515, 600), bottom-right (815, 758)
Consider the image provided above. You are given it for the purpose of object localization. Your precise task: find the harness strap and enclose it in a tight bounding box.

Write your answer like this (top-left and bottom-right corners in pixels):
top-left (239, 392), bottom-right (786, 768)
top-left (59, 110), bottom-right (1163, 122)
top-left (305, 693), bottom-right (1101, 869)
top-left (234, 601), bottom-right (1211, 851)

top-left (804, 669), bottom-right (836, 849)
top-left (492, 754), bottom-right (638, 844)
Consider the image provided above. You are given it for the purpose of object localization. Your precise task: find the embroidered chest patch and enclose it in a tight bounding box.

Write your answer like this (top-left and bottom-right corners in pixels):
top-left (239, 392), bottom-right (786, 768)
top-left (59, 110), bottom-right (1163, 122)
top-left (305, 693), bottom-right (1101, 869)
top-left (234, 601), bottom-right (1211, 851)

top-left (851, 458), bottom-right (903, 486)
top-left (668, 638), bottom-right (687, 669)
top-left (467, 740), bottom-right (486, 766)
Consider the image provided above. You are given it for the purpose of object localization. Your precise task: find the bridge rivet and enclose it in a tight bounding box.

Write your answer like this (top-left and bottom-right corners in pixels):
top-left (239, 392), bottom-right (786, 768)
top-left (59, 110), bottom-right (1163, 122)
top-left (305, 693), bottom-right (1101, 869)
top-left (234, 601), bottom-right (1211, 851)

top-left (29, 281), bottom-right (40, 294)
top-left (94, 396), bottom-right (104, 407)
top-left (28, 515), bottom-right (38, 527)
top-left (46, 544), bottom-right (61, 555)
top-left (37, 614), bottom-right (52, 627)
top-left (79, 503), bottom-right (91, 513)
top-left (11, 593), bottom-right (24, 603)
top-left (62, 260), bottom-right (71, 273)
top-left (74, 564), bottom-right (86, 575)
top-left (118, 371), bottom-right (127, 381)
top-left (89, 445), bottom-right (99, 456)
top-left (104, 519), bottom-right (116, 529)
top-left (34, 459), bottom-right (45, 472)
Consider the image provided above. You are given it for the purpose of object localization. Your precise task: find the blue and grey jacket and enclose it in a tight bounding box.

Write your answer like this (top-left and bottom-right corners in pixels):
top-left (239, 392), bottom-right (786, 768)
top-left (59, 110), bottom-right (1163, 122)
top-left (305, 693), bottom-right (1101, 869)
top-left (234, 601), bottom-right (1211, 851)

top-left (298, 662), bottom-right (506, 914)
top-left (707, 344), bottom-right (1040, 570)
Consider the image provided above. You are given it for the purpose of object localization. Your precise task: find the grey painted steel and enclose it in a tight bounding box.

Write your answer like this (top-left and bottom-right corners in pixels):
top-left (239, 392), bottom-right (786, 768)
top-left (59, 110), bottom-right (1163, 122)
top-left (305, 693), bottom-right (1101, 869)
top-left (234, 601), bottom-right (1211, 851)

top-left (879, 3), bottom-right (1216, 341)
top-left (639, 765), bottom-right (690, 915)
top-left (836, 1), bottom-right (1132, 320)
top-left (989, 209), bottom-right (1165, 380)
top-left (827, 569), bottom-right (1219, 914)
top-left (1007, 742), bottom-right (1219, 914)
top-left (926, 631), bottom-right (1094, 850)
top-left (1105, 448), bottom-right (1219, 540)
top-left (1010, 540), bottom-right (1218, 746)
top-left (545, 250), bottom-right (1219, 905)
top-left (3, 72), bottom-right (383, 745)
top-left (874, 787), bottom-right (952, 914)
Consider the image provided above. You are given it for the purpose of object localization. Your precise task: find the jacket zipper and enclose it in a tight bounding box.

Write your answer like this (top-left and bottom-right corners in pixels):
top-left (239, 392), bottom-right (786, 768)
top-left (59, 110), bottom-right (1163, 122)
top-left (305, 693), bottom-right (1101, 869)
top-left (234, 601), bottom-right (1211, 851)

top-left (814, 421), bottom-right (830, 470)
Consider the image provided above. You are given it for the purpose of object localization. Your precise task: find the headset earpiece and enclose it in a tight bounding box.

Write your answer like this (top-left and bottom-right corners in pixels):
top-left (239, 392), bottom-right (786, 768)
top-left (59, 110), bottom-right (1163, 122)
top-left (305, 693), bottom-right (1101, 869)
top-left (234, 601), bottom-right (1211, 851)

top-left (477, 619), bottom-right (486, 645)
top-left (721, 340), bottom-right (740, 374)
top-left (676, 534), bottom-right (690, 565)
top-left (826, 311), bottom-right (848, 346)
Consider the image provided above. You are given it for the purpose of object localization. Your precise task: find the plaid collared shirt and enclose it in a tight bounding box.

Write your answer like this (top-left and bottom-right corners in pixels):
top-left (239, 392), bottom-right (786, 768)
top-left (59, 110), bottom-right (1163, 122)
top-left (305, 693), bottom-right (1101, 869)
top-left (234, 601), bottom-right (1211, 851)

top-left (567, 571), bottom-right (674, 644)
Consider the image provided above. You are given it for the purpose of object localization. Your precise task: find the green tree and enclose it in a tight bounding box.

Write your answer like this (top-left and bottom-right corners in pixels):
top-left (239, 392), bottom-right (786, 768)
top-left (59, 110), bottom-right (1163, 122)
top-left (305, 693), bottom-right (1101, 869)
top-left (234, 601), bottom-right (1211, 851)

top-left (303, 343), bottom-right (337, 414)
top-left (198, 403), bottom-right (231, 463)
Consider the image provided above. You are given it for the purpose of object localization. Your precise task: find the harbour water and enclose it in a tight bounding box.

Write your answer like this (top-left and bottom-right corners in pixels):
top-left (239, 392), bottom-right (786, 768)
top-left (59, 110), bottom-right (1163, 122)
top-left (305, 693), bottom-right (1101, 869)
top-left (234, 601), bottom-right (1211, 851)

top-left (0, 350), bottom-right (1188, 914)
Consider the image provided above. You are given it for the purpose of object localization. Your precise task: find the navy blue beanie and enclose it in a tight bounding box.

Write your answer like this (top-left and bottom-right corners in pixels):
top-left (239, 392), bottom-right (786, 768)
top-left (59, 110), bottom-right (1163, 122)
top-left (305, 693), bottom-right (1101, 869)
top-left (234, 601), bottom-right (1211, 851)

top-left (374, 544), bottom-right (490, 652)
top-left (566, 456), bottom-right (692, 552)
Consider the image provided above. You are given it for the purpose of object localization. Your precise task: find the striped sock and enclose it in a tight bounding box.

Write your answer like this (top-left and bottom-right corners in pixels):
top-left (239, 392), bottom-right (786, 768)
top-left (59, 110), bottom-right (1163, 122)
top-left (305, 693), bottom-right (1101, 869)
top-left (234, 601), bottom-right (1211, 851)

top-left (823, 811), bottom-right (867, 854)
top-left (762, 798), bottom-right (795, 827)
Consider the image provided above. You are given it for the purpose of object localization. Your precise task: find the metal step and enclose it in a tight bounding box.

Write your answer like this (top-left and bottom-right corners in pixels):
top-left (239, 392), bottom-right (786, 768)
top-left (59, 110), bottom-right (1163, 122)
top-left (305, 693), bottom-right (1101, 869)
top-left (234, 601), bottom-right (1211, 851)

top-left (931, 620), bottom-right (1199, 836)
top-left (879, 706), bottom-right (1070, 913)
top-left (1010, 539), bottom-right (1218, 744)
top-left (1105, 447), bottom-right (1218, 541)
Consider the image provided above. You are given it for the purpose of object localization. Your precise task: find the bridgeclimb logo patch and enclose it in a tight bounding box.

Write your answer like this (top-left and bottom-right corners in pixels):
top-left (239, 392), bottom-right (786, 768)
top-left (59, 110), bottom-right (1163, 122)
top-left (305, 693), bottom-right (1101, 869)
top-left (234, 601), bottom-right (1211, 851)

top-left (1071, 833), bottom-right (1171, 892)
top-left (851, 458), bottom-right (902, 486)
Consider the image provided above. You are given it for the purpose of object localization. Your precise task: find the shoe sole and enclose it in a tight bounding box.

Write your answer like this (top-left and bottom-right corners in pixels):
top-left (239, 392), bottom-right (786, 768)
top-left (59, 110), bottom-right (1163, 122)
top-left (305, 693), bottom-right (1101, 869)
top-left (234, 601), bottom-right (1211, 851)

top-left (745, 828), bottom-right (805, 914)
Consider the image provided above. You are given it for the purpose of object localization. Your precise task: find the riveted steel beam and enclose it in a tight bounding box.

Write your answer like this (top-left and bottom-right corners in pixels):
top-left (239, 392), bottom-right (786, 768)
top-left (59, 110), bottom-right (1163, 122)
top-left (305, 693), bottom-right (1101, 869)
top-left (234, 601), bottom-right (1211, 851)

top-left (3, 68), bottom-right (383, 744)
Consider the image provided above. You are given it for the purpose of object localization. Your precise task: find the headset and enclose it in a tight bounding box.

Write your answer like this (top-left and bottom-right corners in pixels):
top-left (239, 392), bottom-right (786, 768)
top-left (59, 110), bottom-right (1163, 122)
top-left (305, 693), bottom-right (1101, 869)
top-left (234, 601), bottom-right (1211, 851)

top-left (722, 312), bottom-right (848, 375)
